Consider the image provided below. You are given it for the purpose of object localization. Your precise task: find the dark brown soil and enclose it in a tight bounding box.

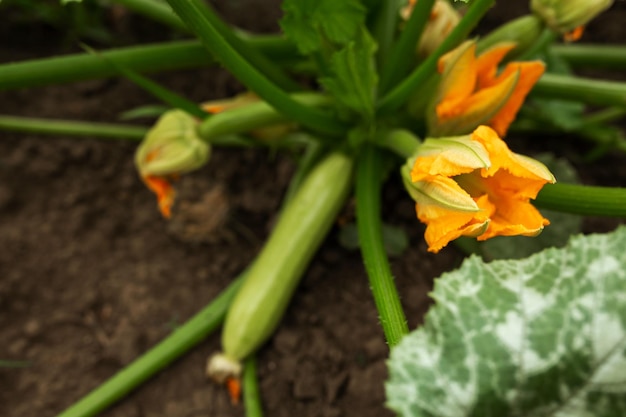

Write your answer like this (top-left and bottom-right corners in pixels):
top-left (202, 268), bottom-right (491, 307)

top-left (0, 2), bottom-right (624, 417)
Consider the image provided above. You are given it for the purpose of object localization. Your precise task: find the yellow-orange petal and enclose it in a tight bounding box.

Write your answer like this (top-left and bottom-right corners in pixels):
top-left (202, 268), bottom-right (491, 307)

top-left (478, 197), bottom-right (549, 240)
top-left (487, 60), bottom-right (545, 136)
top-left (435, 68), bottom-right (519, 135)
top-left (437, 41), bottom-right (478, 106)
top-left (475, 42), bottom-right (517, 88)
top-left (143, 175), bottom-right (175, 218)
top-left (226, 377), bottom-right (242, 405)
top-left (410, 175), bottom-right (479, 212)
top-left (418, 203), bottom-right (490, 253)
top-left (564, 26), bottom-right (585, 42)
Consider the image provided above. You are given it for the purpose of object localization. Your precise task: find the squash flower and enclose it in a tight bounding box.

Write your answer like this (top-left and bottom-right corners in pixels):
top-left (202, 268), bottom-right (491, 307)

top-left (427, 40), bottom-right (545, 138)
top-left (135, 110), bottom-right (210, 218)
top-left (531, 0), bottom-right (613, 42)
top-left (403, 125), bottom-right (555, 253)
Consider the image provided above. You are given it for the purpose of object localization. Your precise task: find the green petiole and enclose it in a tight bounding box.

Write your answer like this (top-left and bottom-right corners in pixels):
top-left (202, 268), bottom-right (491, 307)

top-left (0, 38), bottom-right (298, 91)
top-left (535, 183), bottom-right (626, 217)
top-left (243, 356), bottom-right (264, 417)
top-left (55, 276), bottom-right (244, 417)
top-left (533, 73), bottom-right (626, 108)
top-left (111, 0), bottom-right (188, 32)
top-left (166, 0), bottom-right (348, 136)
top-left (379, 0), bottom-right (435, 95)
top-left (198, 93), bottom-right (332, 142)
top-left (0, 116), bottom-right (146, 140)
top-left (356, 145), bottom-right (409, 347)
top-left (377, 0), bottom-right (495, 116)
top-left (550, 44), bottom-right (626, 70)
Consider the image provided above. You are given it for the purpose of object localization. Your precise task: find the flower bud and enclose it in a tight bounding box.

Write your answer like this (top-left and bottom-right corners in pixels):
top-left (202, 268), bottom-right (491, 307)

top-left (135, 110), bottom-right (210, 218)
top-left (136, 110), bottom-right (209, 177)
top-left (477, 15), bottom-right (543, 60)
top-left (402, 0), bottom-right (461, 58)
top-left (427, 40), bottom-right (545, 137)
top-left (531, 0), bottom-right (613, 40)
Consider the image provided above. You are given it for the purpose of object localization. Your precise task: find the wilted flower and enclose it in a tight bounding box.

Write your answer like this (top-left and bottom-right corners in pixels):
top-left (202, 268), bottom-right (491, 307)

top-left (135, 110), bottom-right (210, 218)
top-left (403, 125), bottom-right (555, 253)
top-left (401, 0), bottom-right (461, 57)
top-left (531, 0), bottom-right (613, 41)
top-left (427, 40), bottom-right (545, 137)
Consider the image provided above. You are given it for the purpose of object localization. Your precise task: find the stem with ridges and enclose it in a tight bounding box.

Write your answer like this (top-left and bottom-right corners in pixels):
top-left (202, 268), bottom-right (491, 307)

top-left (377, 0), bottom-right (495, 115)
top-left (0, 38), bottom-right (298, 91)
top-left (55, 276), bottom-right (244, 417)
top-left (111, 0), bottom-right (188, 32)
top-left (371, 0), bottom-right (403, 78)
top-left (165, 0), bottom-right (347, 136)
top-left (0, 116), bottom-right (146, 140)
top-left (356, 145), bottom-right (409, 347)
top-left (535, 183), bottom-right (626, 217)
top-left (243, 356), bottom-right (263, 417)
top-left (533, 73), bottom-right (626, 108)
top-left (550, 44), bottom-right (626, 70)
top-left (379, 0), bottom-right (435, 95)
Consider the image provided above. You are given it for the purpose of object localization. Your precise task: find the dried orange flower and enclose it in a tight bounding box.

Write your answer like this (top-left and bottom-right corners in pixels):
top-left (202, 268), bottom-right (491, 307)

top-left (403, 125), bottom-right (555, 253)
top-left (428, 40), bottom-right (545, 137)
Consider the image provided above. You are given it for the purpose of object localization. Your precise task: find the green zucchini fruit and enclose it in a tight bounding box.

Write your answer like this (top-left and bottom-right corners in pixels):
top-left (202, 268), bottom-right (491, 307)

top-left (207, 150), bottom-right (354, 382)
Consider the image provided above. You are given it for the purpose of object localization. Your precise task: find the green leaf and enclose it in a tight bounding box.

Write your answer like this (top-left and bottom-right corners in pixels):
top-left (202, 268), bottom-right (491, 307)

top-left (480, 154), bottom-right (582, 260)
top-left (319, 27), bottom-right (378, 119)
top-left (387, 226), bottom-right (626, 417)
top-left (280, 0), bottom-right (366, 54)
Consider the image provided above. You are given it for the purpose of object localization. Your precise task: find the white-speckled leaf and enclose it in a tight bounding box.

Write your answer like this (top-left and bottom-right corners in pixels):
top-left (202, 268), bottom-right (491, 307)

top-left (387, 226), bottom-right (626, 417)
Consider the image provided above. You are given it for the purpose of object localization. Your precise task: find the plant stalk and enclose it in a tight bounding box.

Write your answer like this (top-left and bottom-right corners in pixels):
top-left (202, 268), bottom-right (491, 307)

top-left (243, 356), bottom-right (263, 417)
top-left (0, 38), bottom-right (297, 91)
top-left (377, 0), bottom-right (495, 115)
top-left (550, 44), bottom-right (626, 70)
top-left (533, 73), bottom-right (626, 108)
top-left (535, 183), bottom-right (626, 217)
top-left (0, 116), bottom-right (146, 140)
top-left (165, 0), bottom-right (347, 136)
top-left (356, 145), bottom-right (409, 347)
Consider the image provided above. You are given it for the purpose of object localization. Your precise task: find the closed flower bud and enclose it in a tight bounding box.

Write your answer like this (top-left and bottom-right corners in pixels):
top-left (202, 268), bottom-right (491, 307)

top-left (531, 0), bottom-right (613, 41)
top-left (402, 0), bottom-right (461, 58)
top-left (427, 40), bottom-right (545, 137)
top-left (135, 110), bottom-right (210, 218)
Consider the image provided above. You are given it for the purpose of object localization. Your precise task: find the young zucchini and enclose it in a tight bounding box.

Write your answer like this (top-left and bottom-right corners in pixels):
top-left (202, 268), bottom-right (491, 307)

top-left (207, 150), bottom-right (353, 384)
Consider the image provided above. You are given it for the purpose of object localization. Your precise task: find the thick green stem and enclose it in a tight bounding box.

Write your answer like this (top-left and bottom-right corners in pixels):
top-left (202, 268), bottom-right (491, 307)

top-left (55, 277), bottom-right (243, 417)
top-left (243, 356), bottom-right (263, 417)
top-left (112, 0), bottom-right (187, 32)
top-left (377, 0), bottom-right (495, 115)
top-left (198, 93), bottom-right (332, 141)
top-left (533, 73), bottom-right (626, 108)
top-left (371, 0), bottom-right (403, 77)
top-left (535, 183), bottom-right (626, 217)
top-left (0, 116), bottom-right (146, 140)
top-left (377, 129), bottom-right (421, 159)
top-left (166, 0), bottom-right (347, 136)
top-left (0, 38), bottom-right (298, 91)
top-left (550, 44), bottom-right (626, 70)
top-left (379, 0), bottom-right (435, 95)
top-left (356, 145), bottom-right (409, 347)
